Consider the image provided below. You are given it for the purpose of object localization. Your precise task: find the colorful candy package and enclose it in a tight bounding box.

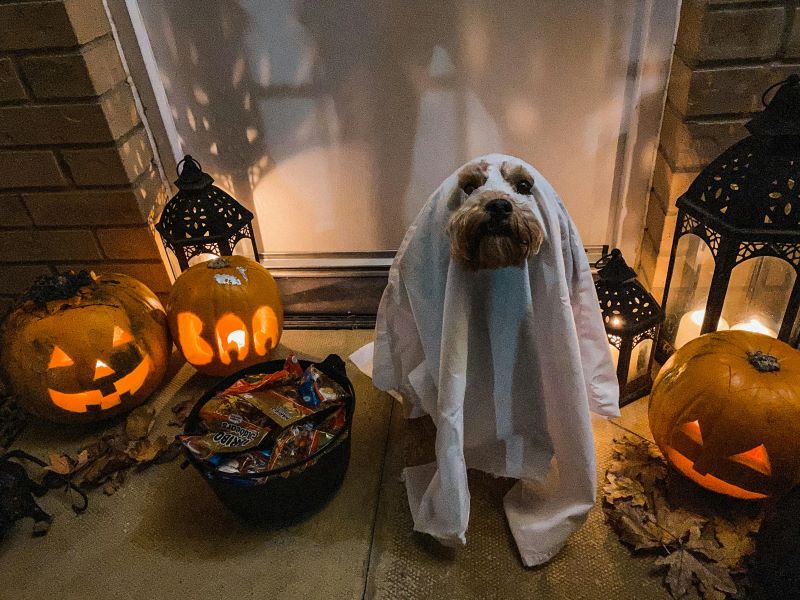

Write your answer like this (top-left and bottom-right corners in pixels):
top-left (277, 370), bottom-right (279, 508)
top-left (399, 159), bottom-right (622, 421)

top-left (182, 355), bottom-right (351, 478)
top-left (212, 449), bottom-right (273, 475)
top-left (298, 365), bottom-right (348, 407)
top-left (224, 369), bottom-right (296, 395)
top-left (178, 420), bottom-right (271, 459)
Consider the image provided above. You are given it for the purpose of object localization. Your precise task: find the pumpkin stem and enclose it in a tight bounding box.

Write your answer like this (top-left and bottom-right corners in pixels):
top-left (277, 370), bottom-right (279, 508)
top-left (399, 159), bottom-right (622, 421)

top-left (22, 271), bottom-right (95, 307)
top-left (206, 257), bottom-right (231, 269)
top-left (747, 351), bottom-right (780, 373)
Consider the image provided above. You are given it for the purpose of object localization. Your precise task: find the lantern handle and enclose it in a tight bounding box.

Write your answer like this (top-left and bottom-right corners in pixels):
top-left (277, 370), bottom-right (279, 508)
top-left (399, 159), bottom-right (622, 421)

top-left (594, 247), bottom-right (622, 270)
top-left (761, 74), bottom-right (800, 107)
top-left (176, 154), bottom-right (203, 177)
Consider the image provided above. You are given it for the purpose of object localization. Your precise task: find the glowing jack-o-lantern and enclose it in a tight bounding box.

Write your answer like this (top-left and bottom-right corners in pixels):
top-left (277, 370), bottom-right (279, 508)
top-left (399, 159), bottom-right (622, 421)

top-left (166, 256), bottom-right (283, 376)
top-left (649, 330), bottom-right (800, 500)
top-left (0, 272), bottom-right (170, 424)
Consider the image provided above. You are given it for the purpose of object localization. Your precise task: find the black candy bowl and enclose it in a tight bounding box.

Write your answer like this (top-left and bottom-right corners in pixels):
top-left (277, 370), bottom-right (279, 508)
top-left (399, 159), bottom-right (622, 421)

top-left (182, 354), bottom-right (355, 523)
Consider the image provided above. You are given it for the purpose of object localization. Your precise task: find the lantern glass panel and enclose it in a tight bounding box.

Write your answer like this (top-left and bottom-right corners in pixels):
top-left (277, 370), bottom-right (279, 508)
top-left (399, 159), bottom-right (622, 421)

top-left (232, 238), bottom-right (258, 259)
top-left (662, 234), bottom-right (719, 349)
top-left (721, 255), bottom-right (795, 337)
top-left (628, 338), bottom-right (652, 380)
top-left (187, 253), bottom-right (220, 268)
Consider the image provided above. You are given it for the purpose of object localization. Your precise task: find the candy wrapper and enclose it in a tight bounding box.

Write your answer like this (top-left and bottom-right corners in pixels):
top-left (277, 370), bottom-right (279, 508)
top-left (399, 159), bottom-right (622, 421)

top-left (284, 352), bottom-right (304, 378)
top-left (217, 353), bottom-right (305, 396)
top-left (200, 389), bottom-right (314, 431)
top-left (212, 449), bottom-right (273, 475)
top-left (200, 394), bottom-right (270, 429)
top-left (266, 405), bottom-right (348, 471)
top-left (268, 423), bottom-right (335, 470)
top-left (298, 366), bottom-right (348, 407)
top-left (224, 369), bottom-right (297, 395)
top-left (179, 421), bottom-right (271, 459)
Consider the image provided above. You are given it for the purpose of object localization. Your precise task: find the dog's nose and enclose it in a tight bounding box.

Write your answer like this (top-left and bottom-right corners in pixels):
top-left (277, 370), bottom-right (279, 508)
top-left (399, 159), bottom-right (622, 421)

top-left (485, 198), bottom-right (512, 219)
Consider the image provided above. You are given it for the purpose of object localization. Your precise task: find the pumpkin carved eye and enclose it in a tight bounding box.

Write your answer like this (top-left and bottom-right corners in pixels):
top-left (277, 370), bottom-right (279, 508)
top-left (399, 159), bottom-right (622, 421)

top-left (681, 420), bottom-right (703, 444)
top-left (48, 346), bottom-right (74, 368)
top-left (729, 444), bottom-right (772, 476)
top-left (112, 326), bottom-right (134, 347)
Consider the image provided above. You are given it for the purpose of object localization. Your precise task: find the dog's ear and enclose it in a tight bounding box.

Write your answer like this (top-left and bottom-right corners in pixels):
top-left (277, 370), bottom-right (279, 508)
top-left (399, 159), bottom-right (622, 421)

top-left (446, 185), bottom-right (465, 210)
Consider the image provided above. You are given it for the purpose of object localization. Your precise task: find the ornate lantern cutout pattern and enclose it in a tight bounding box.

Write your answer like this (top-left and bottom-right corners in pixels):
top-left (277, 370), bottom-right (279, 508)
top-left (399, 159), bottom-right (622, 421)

top-left (155, 155), bottom-right (259, 272)
top-left (0, 272), bottom-right (171, 424)
top-left (658, 76), bottom-right (800, 360)
top-left (649, 330), bottom-right (800, 500)
top-left (166, 256), bottom-right (283, 376)
top-left (595, 249), bottom-right (664, 405)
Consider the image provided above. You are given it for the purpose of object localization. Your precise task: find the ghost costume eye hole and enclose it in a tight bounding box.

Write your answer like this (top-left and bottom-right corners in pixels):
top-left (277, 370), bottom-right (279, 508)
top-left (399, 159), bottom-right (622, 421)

top-left (514, 180), bottom-right (533, 195)
top-left (462, 183), bottom-right (477, 195)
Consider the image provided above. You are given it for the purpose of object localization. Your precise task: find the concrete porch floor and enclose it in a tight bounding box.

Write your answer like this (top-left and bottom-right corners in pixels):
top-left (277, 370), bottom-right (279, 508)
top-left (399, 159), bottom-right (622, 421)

top-left (0, 329), bottom-right (671, 600)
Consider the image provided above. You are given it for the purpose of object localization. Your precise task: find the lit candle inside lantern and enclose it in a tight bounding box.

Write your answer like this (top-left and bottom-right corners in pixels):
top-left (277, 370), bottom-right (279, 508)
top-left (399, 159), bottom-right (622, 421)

top-left (731, 318), bottom-right (777, 337)
top-left (675, 309), bottom-right (729, 349)
top-left (607, 316), bottom-right (623, 368)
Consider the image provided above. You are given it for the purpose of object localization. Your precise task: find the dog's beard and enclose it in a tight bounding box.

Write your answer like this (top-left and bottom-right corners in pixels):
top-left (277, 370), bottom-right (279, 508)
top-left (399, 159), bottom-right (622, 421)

top-left (448, 201), bottom-right (543, 270)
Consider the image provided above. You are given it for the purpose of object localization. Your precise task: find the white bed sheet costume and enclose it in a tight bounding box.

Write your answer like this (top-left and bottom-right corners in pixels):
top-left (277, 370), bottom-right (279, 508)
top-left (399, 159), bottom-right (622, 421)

top-left (361, 154), bottom-right (619, 567)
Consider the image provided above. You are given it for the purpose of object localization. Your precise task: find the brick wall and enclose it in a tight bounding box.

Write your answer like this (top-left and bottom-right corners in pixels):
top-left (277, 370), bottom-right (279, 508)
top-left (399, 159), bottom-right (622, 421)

top-left (638, 0), bottom-right (800, 293)
top-left (0, 0), bottom-right (171, 316)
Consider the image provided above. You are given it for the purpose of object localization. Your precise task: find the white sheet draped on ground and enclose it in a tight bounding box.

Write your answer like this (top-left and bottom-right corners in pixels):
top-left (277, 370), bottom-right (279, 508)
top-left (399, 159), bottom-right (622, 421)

top-left (352, 154), bottom-right (619, 566)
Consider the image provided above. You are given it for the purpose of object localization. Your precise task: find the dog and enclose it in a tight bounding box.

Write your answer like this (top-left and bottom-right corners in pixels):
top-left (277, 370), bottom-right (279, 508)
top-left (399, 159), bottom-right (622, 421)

top-left (447, 159), bottom-right (544, 270)
top-left (371, 154), bottom-right (619, 565)
top-left (405, 158), bottom-right (546, 467)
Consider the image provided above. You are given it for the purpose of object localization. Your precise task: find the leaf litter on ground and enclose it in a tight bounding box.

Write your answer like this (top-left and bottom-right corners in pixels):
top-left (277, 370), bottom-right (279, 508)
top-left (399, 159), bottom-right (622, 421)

top-left (43, 400), bottom-right (189, 495)
top-left (603, 436), bottom-right (763, 599)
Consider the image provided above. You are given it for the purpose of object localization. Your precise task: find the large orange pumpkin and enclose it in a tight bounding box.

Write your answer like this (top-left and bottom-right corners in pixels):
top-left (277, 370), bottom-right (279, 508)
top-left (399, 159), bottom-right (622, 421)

top-left (0, 272), bottom-right (170, 424)
top-left (649, 330), bottom-right (800, 500)
top-left (166, 256), bottom-right (283, 376)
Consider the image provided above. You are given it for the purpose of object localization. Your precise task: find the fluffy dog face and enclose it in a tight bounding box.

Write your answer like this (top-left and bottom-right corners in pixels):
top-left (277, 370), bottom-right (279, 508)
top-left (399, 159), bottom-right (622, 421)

top-left (447, 159), bottom-right (544, 270)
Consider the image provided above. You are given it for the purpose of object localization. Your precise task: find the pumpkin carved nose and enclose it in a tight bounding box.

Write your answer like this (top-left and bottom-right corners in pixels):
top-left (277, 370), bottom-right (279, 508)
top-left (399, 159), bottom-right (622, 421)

top-left (94, 359), bottom-right (115, 380)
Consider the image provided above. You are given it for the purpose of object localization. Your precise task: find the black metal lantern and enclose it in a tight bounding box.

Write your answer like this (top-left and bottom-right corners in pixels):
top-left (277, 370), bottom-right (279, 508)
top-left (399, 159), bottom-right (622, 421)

top-left (658, 76), bottom-right (800, 359)
top-left (595, 249), bottom-right (664, 405)
top-left (155, 155), bottom-right (259, 271)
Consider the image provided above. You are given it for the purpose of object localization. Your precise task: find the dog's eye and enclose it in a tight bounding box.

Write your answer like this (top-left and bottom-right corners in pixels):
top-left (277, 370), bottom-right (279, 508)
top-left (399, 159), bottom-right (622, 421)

top-left (515, 180), bottom-right (533, 195)
top-left (462, 183), bottom-right (477, 195)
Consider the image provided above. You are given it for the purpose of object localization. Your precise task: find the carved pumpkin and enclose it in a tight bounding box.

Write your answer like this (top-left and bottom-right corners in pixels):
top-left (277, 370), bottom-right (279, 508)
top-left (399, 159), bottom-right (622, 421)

top-left (166, 256), bottom-right (283, 376)
top-left (0, 272), bottom-right (170, 424)
top-left (649, 330), bottom-right (800, 500)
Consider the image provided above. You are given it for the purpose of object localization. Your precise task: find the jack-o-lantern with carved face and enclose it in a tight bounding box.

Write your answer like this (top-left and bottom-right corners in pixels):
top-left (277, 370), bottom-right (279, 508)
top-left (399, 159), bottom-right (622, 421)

top-left (166, 256), bottom-right (283, 376)
top-left (0, 272), bottom-right (170, 424)
top-left (649, 330), bottom-right (800, 500)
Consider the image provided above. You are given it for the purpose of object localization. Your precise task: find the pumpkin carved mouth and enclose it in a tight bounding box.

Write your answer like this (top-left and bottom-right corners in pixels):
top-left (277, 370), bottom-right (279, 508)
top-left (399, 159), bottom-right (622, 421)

top-left (664, 445), bottom-right (769, 501)
top-left (48, 355), bottom-right (152, 413)
top-left (664, 419), bottom-right (773, 500)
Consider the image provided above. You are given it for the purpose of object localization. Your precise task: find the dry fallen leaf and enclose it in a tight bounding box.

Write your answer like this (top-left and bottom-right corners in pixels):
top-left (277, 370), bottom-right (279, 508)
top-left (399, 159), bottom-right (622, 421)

top-left (125, 405), bottom-right (156, 440)
top-left (685, 525), bottom-right (726, 563)
top-left (45, 452), bottom-right (74, 475)
top-left (656, 549), bottom-right (737, 600)
top-left (609, 436), bottom-right (668, 489)
top-left (168, 399), bottom-right (195, 426)
top-left (127, 435), bottom-right (171, 464)
top-left (604, 500), bottom-right (663, 550)
top-left (78, 450), bottom-right (132, 488)
top-left (603, 473), bottom-right (647, 506)
top-left (712, 518), bottom-right (757, 569)
top-left (652, 489), bottom-right (707, 545)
